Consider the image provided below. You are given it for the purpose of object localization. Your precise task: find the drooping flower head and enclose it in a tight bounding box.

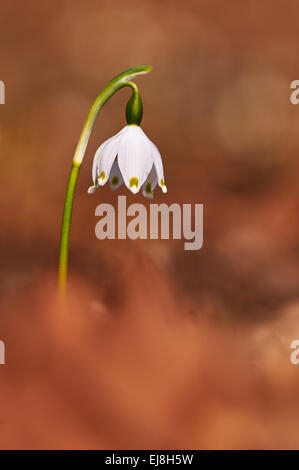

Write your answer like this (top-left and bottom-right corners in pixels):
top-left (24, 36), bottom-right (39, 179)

top-left (88, 83), bottom-right (167, 199)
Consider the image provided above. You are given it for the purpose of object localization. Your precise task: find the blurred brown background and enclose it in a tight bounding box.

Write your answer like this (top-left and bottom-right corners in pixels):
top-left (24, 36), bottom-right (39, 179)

top-left (0, 0), bottom-right (299, 449)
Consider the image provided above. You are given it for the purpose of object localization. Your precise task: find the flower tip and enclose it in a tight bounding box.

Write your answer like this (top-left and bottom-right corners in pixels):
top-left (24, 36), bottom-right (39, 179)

top-left (88, 185), bottom-right (97, 194)
top-left (130, 186), bottom-right (139, 194)
top-left (162, 185), bottom-right (167, 193)
top-left (129, 177), bottom-right (140, 194)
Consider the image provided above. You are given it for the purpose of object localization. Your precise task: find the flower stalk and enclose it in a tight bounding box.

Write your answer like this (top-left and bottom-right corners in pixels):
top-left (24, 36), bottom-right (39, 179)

top-left (58, 66), bottom-right (152, 295)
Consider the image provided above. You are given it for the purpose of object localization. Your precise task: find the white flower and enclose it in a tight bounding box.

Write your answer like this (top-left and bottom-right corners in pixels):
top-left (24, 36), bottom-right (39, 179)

top-left (88, 125), bottom-right (167, 198)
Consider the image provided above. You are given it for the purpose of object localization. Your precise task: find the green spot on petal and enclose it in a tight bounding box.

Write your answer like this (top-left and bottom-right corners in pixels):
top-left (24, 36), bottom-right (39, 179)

top-left (145, 182), bottom-right (152, 194)
top-left (111, 176), bottom-right (119, 186)
top-left (130, 177), bottom-right (139, 188)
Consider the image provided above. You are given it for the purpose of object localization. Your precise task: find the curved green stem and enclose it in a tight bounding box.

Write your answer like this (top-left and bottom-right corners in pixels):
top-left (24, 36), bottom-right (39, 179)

top-left (58, 65), bottom-right (152, 295)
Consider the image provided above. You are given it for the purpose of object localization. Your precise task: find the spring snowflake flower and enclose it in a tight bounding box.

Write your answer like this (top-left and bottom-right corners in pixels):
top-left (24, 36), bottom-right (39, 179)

top-left (88, 125), bottom-right (167, 199)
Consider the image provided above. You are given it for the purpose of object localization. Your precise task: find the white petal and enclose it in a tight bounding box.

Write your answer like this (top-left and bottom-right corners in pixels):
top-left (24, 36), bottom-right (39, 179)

top-left (91, 127), bottom-right (127, 185)
top-left (97, 135), bottom-right (123, 186)
top-left (142, 165), bottom-right (157, 199)
top-left (92, 136), bottom-right (114, 185)
top-left (109, 161), bottom-right (123, 190)
top-left (150, 141), bottom-right (167, 193)
top-left (118, 126), bottom-right (153, 194)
